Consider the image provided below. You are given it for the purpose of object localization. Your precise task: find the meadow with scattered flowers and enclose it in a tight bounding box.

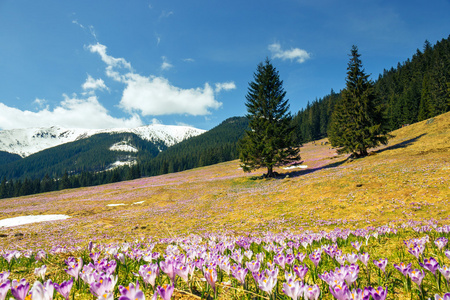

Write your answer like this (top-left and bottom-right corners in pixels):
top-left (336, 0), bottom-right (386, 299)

top-left (0, 112), bottom-right (449, 299)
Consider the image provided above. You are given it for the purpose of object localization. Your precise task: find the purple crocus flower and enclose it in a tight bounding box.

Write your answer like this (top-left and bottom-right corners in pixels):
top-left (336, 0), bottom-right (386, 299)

top-left (286, 254), bottom-right (295, 266)
top-left (445, 250), bottom-right (450, 260)
top-left (351, 241), bottom-right (362, 252)
top-left (309, 251), bottom-right (321, 267)
top-left (293, 265), bottom-right (308, 282)
top-left (245, 260), bottom-right (260, 273)
top-left (231, 266), bottom-right (248, 285)
top-left (11, 279), bottom-right (30, 300)
top-left (89, 275), bottom-right (117, 298)
top-left (438, 265), bottom-right (450, 283)
top-left (419, 257), bottom-right (439, 275)
top-left (304, 284), bottom-right (320, 300)
top-left (203, 267), bottom-right (217, 292)
top-left (335, 254), bottom-right (346, 266)
top-left (0, 281), bottom-right (10, 300)
top-left (369, 286), bottom-right (388, 300)
top-left (358, 252), bottom-right (370, 266)
top-left (31, 279), bottom-right (54, 300)
top-left (157, 284), bottom-right (174, 300)
top-left (103, 260), bottom-right (117, 275)
top-left (344, 264), bottom-right (359, 286)
top-left (296, 252), bottom-right (306, 262)
top-left (90, 252), bottom-right (101, 262)
top-left (64, 258), bottom-right (83, 280)
top-left (409, 269), bottom-right (425, 287)
top-left (435, 293), bottom-right (450, 300)
top-left (118, 280), bottom-right (145, 300)
top-left (346, 253), bottom-right (359, 264)
top-left (408, 245), bottom-right (425, 259)
top-left (54, 279), bottom-right (73, 300)
top-left (139, 263), bottom-right (159, 288)
top-left (0, 272), bottom-right (9, 285)
top-left (258, 275), bottom-right (277, 295)
top-left (160, 259), bottom-right (176, 284)
top-left (34, 265), bottom-right (47, 281)
top-left (349, 288), bottom-right (371, 300)
top-left (35, 250), bottom-right (47, 261)
top-left (373, 258), bottom-right (388, 273)
top-left (282, 279), bottom-right (303, 300)
top-left (435, 237), bottom-right (448, 251)
top-left (394, 262), bottom-right (412, 277)
top-left (175, 261), bottom-right (190, 284)
top-left (329, 282), bottom-right (351, 300)
top-left (274, 253), bottom-right (286, 269)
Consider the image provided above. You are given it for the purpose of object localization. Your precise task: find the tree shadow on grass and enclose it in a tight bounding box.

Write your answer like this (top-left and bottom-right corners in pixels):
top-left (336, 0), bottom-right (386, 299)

top-left (279, 134), bottom-right (427, 179)
top-left (373, 133), bottom-right (427, 154)
top-left (281, 158), bottom-right (350, 179)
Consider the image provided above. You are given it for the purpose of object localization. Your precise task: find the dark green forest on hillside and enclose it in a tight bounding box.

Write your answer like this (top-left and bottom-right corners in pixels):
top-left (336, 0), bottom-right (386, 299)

top-left (293, 37), bottom-right (450, 143)
top-left (0, 117), bottom-right (249, 198)
top-left (1, 36), bottom-right (449, 199)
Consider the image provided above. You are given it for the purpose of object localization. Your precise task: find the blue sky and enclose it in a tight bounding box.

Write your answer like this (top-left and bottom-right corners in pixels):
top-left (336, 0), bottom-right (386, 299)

top-left (0, 0), bottom-right (449, 130)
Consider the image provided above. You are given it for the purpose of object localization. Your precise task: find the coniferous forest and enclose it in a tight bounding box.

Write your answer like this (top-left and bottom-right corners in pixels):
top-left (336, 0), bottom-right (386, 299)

top-left (0, 36), bottom-right (449, 199)
top-left (292, 36), bottom-right (450, 143)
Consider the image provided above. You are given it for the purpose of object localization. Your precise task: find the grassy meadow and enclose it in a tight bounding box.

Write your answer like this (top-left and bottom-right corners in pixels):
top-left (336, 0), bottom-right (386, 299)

top-left (0, 112), bottom-right (449, 299)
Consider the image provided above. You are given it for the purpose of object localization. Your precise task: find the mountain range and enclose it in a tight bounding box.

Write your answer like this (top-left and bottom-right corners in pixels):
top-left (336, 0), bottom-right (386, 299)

top-left (0, 117), bottom-right (249, 183)
top-left (0, 124), bottom-right (205, 158)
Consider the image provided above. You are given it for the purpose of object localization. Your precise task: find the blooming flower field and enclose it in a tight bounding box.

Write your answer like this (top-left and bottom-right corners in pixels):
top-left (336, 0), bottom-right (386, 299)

top-left (0, 112), bottom-right (449, 299)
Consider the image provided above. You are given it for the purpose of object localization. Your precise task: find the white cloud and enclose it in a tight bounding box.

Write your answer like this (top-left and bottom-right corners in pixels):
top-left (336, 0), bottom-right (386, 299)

top-left (183, 58), bottom-right (195, 63)
top-left (215, 82), bottom-right (236, 93)
top-left (0, 96), bottom-right (142, 130)
top-left (89, 42), bottom-right (226, 116)
top-left (33, 98), bottom-right (47, 108)
top-left (120, 74), bottom-right (221, 116)
top-left (87, 43), bottom-right (132, 70)
top-left (160, 56), bottom-right (173, 71)
top-left (268, 43), bottom-right (311, 63)
top-left (82, 75), bottom-right (108, 91)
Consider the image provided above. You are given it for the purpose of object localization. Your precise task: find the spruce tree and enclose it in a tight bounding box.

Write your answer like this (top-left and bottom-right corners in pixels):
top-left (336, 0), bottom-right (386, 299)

top-left (239, 59), bottom-right (300, 177)
top-left (328, 45), bottom-right (389, 157)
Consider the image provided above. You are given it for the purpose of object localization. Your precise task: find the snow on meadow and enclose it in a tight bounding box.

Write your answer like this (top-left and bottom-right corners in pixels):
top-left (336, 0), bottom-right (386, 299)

top-left (0, 215), bottom-right (70, 228)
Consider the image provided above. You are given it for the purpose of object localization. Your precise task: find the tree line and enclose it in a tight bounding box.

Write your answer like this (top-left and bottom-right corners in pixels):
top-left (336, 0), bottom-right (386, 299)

top-left (292, 36), bottom-right (450, 144)
top-left (0, 117), bottom-right (248, 199)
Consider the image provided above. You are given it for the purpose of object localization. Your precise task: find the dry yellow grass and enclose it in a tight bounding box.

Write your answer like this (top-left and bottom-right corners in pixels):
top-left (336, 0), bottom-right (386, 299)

top-left (0, 112), bottom-right (449, 249)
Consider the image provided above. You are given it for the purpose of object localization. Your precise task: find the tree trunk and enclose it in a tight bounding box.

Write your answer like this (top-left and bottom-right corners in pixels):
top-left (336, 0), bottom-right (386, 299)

top-left (266, 167), bottom-right (274, 178)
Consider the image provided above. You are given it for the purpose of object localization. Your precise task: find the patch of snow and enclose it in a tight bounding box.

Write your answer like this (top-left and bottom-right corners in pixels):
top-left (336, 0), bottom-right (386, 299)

top-left (106, 203), bottom-right (126, 207)
top-left (0, 214), bottom-right (70, 228)
top-left (109, 141), bottom-right (138, 152)
top-left (106, 159), bottom-right (137, 171)
top-left (133, 201), bottom-right (145, 204)
top-left (283, 165), bottom-right (308, 170)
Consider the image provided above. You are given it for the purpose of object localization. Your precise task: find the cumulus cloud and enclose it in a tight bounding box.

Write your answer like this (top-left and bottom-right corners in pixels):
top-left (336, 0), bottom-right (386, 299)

top-left (82, 75), bottom-right (108, 91)
top-left (215, 82), bottom-right (236, 93)
top-left (0, 96), bottom-right (142, 130)
top-left (89, 42), bottom-right (227, 116)
top-left (268, 43), bottom-right (311, 63)
top-left (120, 74), bottom-right (221, 116)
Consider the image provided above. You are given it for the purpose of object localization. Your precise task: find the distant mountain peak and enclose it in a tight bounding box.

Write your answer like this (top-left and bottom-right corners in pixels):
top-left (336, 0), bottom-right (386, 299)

top-left (0, 124), bottom-right (205, 157)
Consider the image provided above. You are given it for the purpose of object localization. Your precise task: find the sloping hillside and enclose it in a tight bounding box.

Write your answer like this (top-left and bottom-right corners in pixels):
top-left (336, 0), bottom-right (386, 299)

top-left (0, 112), bottom-right (448, 249)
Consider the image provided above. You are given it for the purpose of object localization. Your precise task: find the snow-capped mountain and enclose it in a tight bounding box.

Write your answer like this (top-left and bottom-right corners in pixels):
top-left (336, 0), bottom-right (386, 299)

top-left (0, 124), bottom-right (206, 157)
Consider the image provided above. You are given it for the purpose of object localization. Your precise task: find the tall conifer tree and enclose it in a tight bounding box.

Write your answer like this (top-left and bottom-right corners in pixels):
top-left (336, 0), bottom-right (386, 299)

top-left (239, 59), bottom-right (300, 177)
top-left (328, 46), bottom-right (389, 157)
